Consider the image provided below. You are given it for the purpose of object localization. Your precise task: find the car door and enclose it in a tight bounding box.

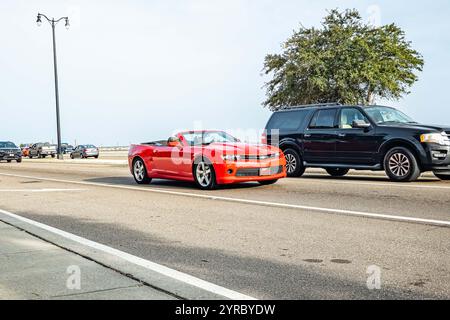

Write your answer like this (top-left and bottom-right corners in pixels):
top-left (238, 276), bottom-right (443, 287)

top-left (303, 108), bottom-right (338, 163)
top-left (74, 146), bottom-right (82, 158)
top-left (335, 107), bottom-right (380, 165)
top-left (152, 141), bottom-right (183, 176)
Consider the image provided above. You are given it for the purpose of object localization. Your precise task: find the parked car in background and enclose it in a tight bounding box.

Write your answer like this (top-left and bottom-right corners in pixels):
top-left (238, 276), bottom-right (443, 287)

top-left (128, 130), bottom-right (286, 189)
top-left (70, 145), bottom-right (99, 159)
top-left (264, 103), bottom-right (450, 182)
top-left (28, 143), bottom-right (57, 159)
top-left (0, 141), bottom-right (22, 163)
top-left (61, 143), bottom-right (74, 154)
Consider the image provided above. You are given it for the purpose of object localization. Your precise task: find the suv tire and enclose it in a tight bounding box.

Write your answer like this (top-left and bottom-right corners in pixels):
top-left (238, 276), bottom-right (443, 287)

top-left (384, 147), bottom-right (420, 182)
top-left (433, 172), bottom-right (450, 180)
top-left (326, 168), bottom-right (349, 177)
top-left (283, 149), bottom-right (305, 177)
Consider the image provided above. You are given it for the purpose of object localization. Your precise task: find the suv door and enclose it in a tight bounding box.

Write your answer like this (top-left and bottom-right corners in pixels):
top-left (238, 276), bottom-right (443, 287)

top-left (335, 107), bottom-right (380, 165)
top-left (303, 108), bottom-right (338, 163)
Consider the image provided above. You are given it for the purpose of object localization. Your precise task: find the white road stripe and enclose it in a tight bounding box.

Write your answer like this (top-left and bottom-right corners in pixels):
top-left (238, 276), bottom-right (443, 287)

top-left (1, 172), bottom-right (450, 228)
top-left (0, 207), bottom-right (256, 300)
top-left (0, 188), bottom-right (85, 193)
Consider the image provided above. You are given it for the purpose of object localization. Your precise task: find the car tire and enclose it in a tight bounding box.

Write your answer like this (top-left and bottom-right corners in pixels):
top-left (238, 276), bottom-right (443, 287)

top-left (283, 148), bottom-right (305, 177)
top-left (433, 172), bottom-right (450, 180)
top-left (132, 158), bottom-right (152, 184)
top-left (258, 179), bottom-right (278, 186)
top-left (193, 157), bottom-right (217, 190)
top-left (51, 154), bottom-right (55, 158)
top-left (7, 160), bottom-right (11, 163)
top-left (70, 154), bottom-right (74, 159)
top-left (326, 168), bottom-right (350, 177)
top-left (94, 156), bottom-right (99, 159)
top-left (384, 147), bottom-right (421, 182)
top-left (17, 158), bottom-right (22, 163)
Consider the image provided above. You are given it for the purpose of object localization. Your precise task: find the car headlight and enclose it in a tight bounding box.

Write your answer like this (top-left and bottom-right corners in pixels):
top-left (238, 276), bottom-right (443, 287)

top-left (221, 154), bottom-right (242, 161)
top-left (420, 132), bottom-right (450, 146)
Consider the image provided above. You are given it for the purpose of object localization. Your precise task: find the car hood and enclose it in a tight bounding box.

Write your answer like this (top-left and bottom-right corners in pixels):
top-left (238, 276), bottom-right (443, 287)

top-left (206, 142), bottom-right (280, 155)
top-left (379, 123), bottom-right (450, 133)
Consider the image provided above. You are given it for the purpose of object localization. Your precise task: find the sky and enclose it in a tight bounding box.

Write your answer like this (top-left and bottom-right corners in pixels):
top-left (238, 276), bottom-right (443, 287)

top-left (1, 0), bottom-right (450, 146)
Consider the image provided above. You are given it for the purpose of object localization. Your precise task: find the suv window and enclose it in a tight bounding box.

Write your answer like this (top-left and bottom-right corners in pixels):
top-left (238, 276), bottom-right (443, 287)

top-left (309, 109), bottom-right (337, 129)
top-left (267, 110), bottom-right (310, 131)
top-left (339, 108), bottom-right (370, 129)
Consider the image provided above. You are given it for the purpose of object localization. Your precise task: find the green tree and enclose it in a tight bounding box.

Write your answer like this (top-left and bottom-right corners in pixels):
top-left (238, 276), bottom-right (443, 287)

top-left (263, 9), bottom-right (424, 111)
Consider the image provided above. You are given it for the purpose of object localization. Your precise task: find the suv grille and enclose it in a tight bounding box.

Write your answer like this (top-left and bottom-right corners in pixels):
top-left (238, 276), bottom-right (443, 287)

top-left (236, 166), bottom-right (283, 177)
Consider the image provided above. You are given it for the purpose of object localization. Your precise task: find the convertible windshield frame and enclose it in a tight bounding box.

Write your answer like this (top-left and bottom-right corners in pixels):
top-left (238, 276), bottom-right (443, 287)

top-left (181, 131), bottom-right (238, 146)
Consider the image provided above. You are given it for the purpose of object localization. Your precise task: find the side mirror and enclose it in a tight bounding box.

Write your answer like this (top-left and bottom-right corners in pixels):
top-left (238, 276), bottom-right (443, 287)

top-left (167, 137), bottom-right (181, 147)
top-left (352, 120), bottom-right (371, 129)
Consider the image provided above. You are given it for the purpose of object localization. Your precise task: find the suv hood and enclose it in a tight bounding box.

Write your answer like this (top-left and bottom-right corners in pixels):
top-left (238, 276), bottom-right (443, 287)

top-left (379, 123), bottom-right (450, 133)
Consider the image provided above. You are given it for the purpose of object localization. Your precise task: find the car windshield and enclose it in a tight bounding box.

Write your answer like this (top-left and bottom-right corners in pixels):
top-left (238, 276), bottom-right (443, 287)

top-left (365, 106), bottom-right (416, 124)
top-left (0, 142), bottom-right (17, 148)
top-left (85, 145), bottom-right (96, 148)
top-left (182, 131), bottom-right (238, 146)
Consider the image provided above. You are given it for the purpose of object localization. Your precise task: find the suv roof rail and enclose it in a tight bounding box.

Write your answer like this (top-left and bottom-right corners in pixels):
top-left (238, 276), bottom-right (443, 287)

top-left (280, 102), bottom-right (341, 110)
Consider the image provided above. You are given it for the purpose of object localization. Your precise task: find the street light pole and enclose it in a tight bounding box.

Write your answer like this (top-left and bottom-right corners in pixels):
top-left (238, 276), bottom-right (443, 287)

top-left (37, 13), bottom-right (70, 160)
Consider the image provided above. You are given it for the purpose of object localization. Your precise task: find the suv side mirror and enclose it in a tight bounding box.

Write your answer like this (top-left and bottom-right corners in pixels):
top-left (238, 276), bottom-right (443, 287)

top-left (352, 120), bottom-right (371, 129)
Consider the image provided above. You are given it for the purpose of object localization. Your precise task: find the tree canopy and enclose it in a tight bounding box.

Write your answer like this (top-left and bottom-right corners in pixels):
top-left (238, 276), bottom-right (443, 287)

top-left (262, 9), bottom-right (424, 111)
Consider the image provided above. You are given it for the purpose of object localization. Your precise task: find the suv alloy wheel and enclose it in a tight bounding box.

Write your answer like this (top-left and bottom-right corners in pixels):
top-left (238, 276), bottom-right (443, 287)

top-left (283, 149), bottom-right (305, 177)
top-left (384, 147), bottom-right (421, 182)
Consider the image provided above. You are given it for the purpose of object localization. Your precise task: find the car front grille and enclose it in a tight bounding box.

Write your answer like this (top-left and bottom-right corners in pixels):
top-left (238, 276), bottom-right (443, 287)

top-left (236, 165), bottom-right (283, 177)
top-left (0, 149), bottom-right (18, 154)
top-left (242, 154), bottom-right (278, 161)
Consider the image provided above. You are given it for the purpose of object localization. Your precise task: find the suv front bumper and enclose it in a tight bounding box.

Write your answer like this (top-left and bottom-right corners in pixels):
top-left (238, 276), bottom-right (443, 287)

top-left (0, 153), bottom-right (22, 161)
top-left (422, 144), bottom-right (450, 172)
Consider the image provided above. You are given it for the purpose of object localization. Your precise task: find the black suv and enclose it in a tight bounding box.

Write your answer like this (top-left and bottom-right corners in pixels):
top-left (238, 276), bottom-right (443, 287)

top-left (0, 141), bottom-right (22, 163)
top-left (264, 103), bottom-right (450, 182)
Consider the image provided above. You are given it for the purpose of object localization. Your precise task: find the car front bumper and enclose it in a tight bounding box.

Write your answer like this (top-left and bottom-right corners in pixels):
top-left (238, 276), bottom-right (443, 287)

top-left (214, 157), bottom-right (287, 184)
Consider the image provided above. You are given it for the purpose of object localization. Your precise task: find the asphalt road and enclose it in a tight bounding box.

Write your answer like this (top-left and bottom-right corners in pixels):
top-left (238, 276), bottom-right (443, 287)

top-left (0, 157), bottom-right (449, 299)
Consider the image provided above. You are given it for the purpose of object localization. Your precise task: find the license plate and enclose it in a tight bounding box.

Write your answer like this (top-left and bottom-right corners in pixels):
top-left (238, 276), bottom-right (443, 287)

top-left (259, 167), bottom-right (272, 176)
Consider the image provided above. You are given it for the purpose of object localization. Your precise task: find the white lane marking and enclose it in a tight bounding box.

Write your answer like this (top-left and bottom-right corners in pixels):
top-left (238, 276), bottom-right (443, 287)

top-left (0, 207), bottom-right (256, 300)
top-left (0, 188), bottom-right (85, 193)
top-left (1, 172), bottom-right (450, 228)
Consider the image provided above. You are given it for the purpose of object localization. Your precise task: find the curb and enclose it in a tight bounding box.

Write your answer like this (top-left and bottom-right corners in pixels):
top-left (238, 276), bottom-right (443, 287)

top-left (0, 209), bottom-right (255, 300)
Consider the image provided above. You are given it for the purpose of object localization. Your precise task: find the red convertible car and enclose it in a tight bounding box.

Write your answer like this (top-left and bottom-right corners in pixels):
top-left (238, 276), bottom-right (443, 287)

top-left (128, 130), bottom-right (286, 189)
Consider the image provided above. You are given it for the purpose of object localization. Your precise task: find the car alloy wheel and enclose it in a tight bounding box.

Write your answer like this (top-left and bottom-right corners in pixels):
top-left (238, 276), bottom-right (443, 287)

top-left (134, 160), bottom-right (146, 182)
top-left (196, 161), bottom-right (212, 188)
top-left (285, 154), bottom-right (297, 174)
top-left (388, 152), bottom-right (411, 177)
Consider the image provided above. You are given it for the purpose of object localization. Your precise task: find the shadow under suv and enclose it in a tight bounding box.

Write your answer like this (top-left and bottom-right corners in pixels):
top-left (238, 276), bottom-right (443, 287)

top-left (263, 103), bottom-right (450, 182)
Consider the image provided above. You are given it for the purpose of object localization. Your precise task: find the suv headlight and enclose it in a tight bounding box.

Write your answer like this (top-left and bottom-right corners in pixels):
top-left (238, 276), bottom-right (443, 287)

top-left (420, 132), bottom-right (450, 146)
top-left (221, 154), bottom-right (242, 161)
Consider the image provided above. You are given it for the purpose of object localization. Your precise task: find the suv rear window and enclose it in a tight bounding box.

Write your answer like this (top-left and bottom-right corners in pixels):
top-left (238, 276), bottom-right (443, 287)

top-left (309, 109), bottom-right (337, 129)
top-left (267, 110), bottom-right (310, 131)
